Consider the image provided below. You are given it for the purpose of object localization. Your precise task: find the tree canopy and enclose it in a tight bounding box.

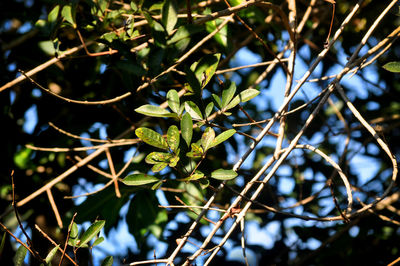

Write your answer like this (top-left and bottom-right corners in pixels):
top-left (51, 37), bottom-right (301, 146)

top-left (1, 0), bottom-right (400, 265)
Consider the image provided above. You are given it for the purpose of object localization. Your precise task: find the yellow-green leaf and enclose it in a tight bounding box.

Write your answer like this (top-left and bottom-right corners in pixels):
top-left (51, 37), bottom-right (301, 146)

top-left (201, 127), bottom-right (215, 152)
top-left (135, 127), bottom-right (168, 150)
top-left (167, 125), bottom-right (180, 151)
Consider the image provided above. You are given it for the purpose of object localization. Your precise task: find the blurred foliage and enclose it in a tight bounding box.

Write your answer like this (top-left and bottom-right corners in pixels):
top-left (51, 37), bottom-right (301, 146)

top-left (0, 0), bottom-right (399, 265)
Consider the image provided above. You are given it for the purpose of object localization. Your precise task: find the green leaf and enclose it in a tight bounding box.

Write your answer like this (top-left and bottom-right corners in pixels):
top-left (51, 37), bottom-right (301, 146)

top-left (383, 61), bottom-right (400, 73)
top-left (92, 236), bottom-right (104, 246)
top-left (224, 95), bottom-right (240, 111)
top-left (206, 20), bottom-right (228, 49)
top-left (145, 152), bottom-right (173, 164)
top-left (185, 101), bottom-right (203, 120)
top-left (167, 24), bottom-right (202, 45)
top-left (14, 147), bottom-right (32, 169)
top-left (167, 125), bottom-right (180, 151)
top-left (190, 170), bottom-right (204, 180)
top-left (186, 143), bottom-right (203, 158)
top-left (69, 222), bottom-right (79, 238)
top-left (195, 53), bottom-right (221, 89)
top-left (210, 129), bottom-right (236, 148)
top-left (205, 102), bottom-right (214, 117)
top-left (211, 169), bottom-right (238, 180)
top-left (135, 104), bottom-right (176, 118)
top-left (122, 174), bottom-right (160, 186)
top-left (168, 155), bottom-right (180, 167)
top-left (61, 5), bottom-right (76, 28)
top-left (101, 256), bottom-right (114, 266)
top-left (181, 113), bottom-right (193, 147)
top-left (78, 220), bottom-right (105, 248)
top-left (38, 40), bottom-right (56, 56)
top-left (48, 5), bottom-right (60, 23)
top-left (152, 162), bottom-right (168, 172)
top-left (14, 245), bottom-right (27, 266)
top-left (212, 94), bottom-right (222, 109)
top-left (135, 127), bottom-right (168, 150)
top-left (45, 245), bottom-right (59, 264)
top-left (239, 88), bottom-right (260, 102)
top-left (130, 2), bottom-right (138, 12)
top-left (167, 90), bottom-right (180, 114)
top-left (201, 127), bottom-right (215, 152)
top-left (221, 82), bottom-right (236, 108)
top-left (162, 0), bottom-right (178, 35)
top-left (199, 178), bottom-right (210, 189)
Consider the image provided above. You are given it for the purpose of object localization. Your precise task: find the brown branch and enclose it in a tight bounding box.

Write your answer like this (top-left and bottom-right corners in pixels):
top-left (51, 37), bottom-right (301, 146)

top-left (35, 224), bottom-right (78, 266)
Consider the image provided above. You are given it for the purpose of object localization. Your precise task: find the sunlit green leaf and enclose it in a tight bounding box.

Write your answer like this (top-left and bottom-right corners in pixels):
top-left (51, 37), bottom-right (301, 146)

top-left (221, 82), bottom-right (236, 108)
top-left (212, 94), bottom-right (222, 109)
top-left (195, 54), bottom-right (221, 89)
top-left (201, 127), bottom-right (215, 152)
top-left (205, 102), bottom-right (214, 117)
top-left (14, 245), bottom-right (27, 266)
top-left (168, 155), bottom-right (180, 167)
top-left (167, 90), bottom-right (180, 114)
top-left (14, 147), bottom-right (32, 169)
top-left (135, 104), bottom-right (177, 118)
top-left (224, 95), bottom-right (240, 111)
top-left (167, 125), bottom-right (180, 151)
top-left (211, 169), bottom-right (238, 180)
top-left (61, 5), bottom-right (76, 28)
top-left (122, 174), bottom-right (160, 186)
top-left (152, 162), bottom-right (168, 172)
top-left (206, 20), bottom-right (228, 49)
top-left (145, 152), bottom-right (173, 164)
top-left (186, 143), bottom-right (203, 158)
top-left (78, 220), bottom-right (105, 248)
top-left (162, 0), bottom-right (178, 35)
top-left (181, 112), bottom-right (193, 147)
top-left (135, 127), bottom-right (168, 150)
top-left (45, 245), bottom-right (59, 263)
top-left (48, 5), bottom-right (60, 23)
top-left (210, 129), bottom-right (236, 148)
top-left (383, 61), bottom-right (400, 72)
top-left (185, 101), bottom-right (203, 120)
top-left (68, 222), bottom-right (79, 240)
top-left (239, 88), bottom-right (260, 102)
